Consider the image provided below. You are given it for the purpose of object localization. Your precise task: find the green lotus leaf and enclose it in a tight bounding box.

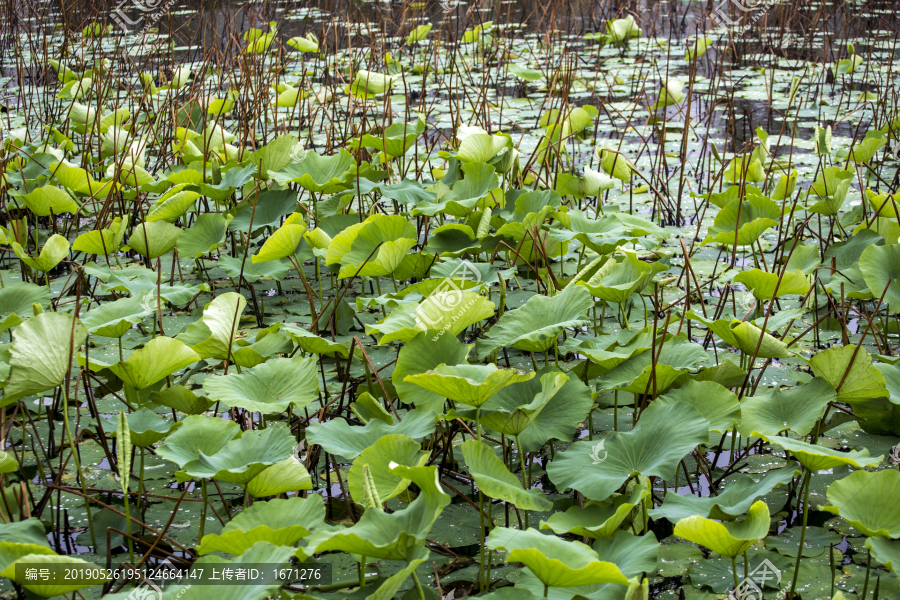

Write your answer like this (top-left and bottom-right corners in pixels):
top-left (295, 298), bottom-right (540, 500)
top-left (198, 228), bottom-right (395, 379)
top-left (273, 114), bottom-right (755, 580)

top-left (180, 423), bottom-right (295, 486)
top-left (176, 292), bottom-right (246, 360)
top-left (598, 149), bottom-right (635, 180)
top-left (413, 162), bottom-right (501, 217)
top-left (686, 310), bottom-right (790, 358)
top-left (656, 380), bottom-right (740, 433)
top-left (594, 337), bottom-right (710, 394)
top-left (4, 312), bottom-right (87, 404)
top-left (281, 323), bottom-right (350, 358)
top-left (149, 385), bottom-right (214, 415)
top-left (329, 214), bottom-right (417, 278)
top-left (808, 167), bottom-right (853, 215)
top-left (1, 554), bottom-right (110, 597)
top-left (686, 36), bottom-right (713, 60)
top-left (766, 526), bottom-right (842, 558)
top-left (701, 194), bottom-right (781, 247)
top-left (859, 243), bottom-right (900, 313)
top-left (97, 336), bottom-right (200, 390)
top-left (115, 407), bottom-right (179, 447)
top-left (252, 214), bottom-right (307, 263)
top-left (229, 325), bottom-right (293, 369)
top-left (424, 223), bottom-right (480, 255)
top-left (475, 284), bottom-right (593, 358)
top-left (673, 500), bottom-right (771, 558)
top-left (458, 134), bottom-right (512, 163)
top-left (348, 434), bottom-right (429, 503)
top-left (848, 131), bottom-right (885, 164)
top-left (146, 189), bottom-right (200, 222)
top-left (652, 78), bottom-right (684, 110)
top-left (22, 185), bottom-right (80, 216)
top-left (393, 330), bottom-right (471, 413)
top-left (307, 409), bottom-right (435, 459)
top-left (477, 372), bottom-right (568, 436)
top-left (219, 254), bottom-right (291, 283)
top-left (349, 70), bottom-right (394, 98)
top-left (0, 519), bottom-right (47, 548)
top-left (462, 439), bottom-right (552, 511)
top-left (80, 295), bottom-right (152, 338)
top-left (405, 364), bottom-right (534, 408)
top-left (487, 527), bottom-right (629, 587)
top-left (177, 213), bottom-right (229, 258)
top-left (733, 268), bottom-right (810, 301)
top-left (865, 536), bottom-right (900, 574)
top-left (0, 542), bottom-right (55, 576)
top-left (12, 234), bottom-right (69, 273)
top-left (508, 63), bottom-right (544, 81)
top-left (366, 291), bottom-right (494, 344)
top-left (575, 328), bottom-right (654, 371)
top-left (547, 402), bottom-right (708, 501)
top-left (245, 456), bottom-right (312, 497)
top-left (767, 436), bottom-right (882, 471)
top-left (229, 189), bottom-right (297, 236)
top-left (738, 377), bottom-right (835, 438)
top-left (202, 355), bottom-right (318, 414)
top-left (577, 249), bottom-right (665, 304)
top-left (353, 117), bottom-right (425, 159)
top-left (156, 415), bottom-right (242, 469)
top-left (484, 366), bottom-right (593, 452)
top-left (0, 452), bottom-right (18, 475)
top-left (808, 345), bottom-right (887, 404)
top-left (650, 465), bottom-right (799, 523)
top-left (306, 463), bottom-right (450, 560)
top-left (821, 469), bottom-right (900, 538)
top-left (127, 220), bottom-right (182, 259)
top-left (723, 156), bottom-right (766, 184)
top-left (198, 494), bottom-right (324, 556)
top-left (540, 483), bottom-right (649, 538)
top-left (287, 32), bottom-right (320, 52)
top-left (0, 283), bottom-right (50, 322)
top-left (269, 148), bottom-right (356, 193)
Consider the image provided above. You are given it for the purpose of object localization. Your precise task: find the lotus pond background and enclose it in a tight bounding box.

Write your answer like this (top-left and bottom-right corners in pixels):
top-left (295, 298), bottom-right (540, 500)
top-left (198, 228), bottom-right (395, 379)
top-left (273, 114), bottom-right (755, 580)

top-left (1, 0), bottom-right (900, 598)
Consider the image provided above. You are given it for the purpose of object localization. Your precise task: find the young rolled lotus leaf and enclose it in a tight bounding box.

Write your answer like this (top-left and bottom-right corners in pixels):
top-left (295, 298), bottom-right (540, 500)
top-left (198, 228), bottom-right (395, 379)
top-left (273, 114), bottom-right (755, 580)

top-left (176, 292), bottom-right (246, 360)
top-left (252, 213), bottom-right (307, 263)
top-left (540, 482), bottom-right (649, 538)
top-left (487, 527), bottom-right (629, 588)
top-left (111, 407), bottom-right (180, 447)
top-left (723, 155), bottom-right (766, 184)
top-left (547, 402), bottom-right (709, 501)
top-left (476, 372), bottom-right (569, 436)
top-left (20, 185), bottom-right (80, 216)
top-left (733, 268), bottom-right (810, 302)
top-left (307, 409), bottom-right (435, 459)
top-left (348, 434), bottom-right (429, 503)
top-left (1, 554), bottom-right (110, 597)
top-left (11, 234), bottom-right (69, 273)
top-left (820, 469), bottom-right (900, 538)
top-left (650, 465), bottom-right (799, 523)
top-left (474, 284), bottom-right (593, 359)
top-left (72, 216), bottom-right (128, 256)
top-left (127, 220), bottom-right (182, 259)
top-left (673, 500), bottom-right (771, 558)
top-left (392, 330), bottom-right (471, 413)
top-left (701, 194), bottom-right (781, 247)
top-left (80, 295), bottom-right (152, 339)
top-left (656, 380), bottom-right (740, 434)
top-left (287, 32), bottom-right (319, 52)
top-left (82, 336), bottom-right (200, 392)
top-left (197, 495), bottom-right (325, 556)
top-left (156, 415), bottom-right (241, 468)
top-left (404, 364), bottom-right (534, 408)
top-left (269, 148), bottom-right (356, 193)
top-left (598, 148), bottom-right (635, 181)
top-left (306, 463), bottom-right (450, 560)
top-left (3, 312), bottom-right (86, 404)
top-left (202, 355), bottom-right (319, 414)
top-left (686, 36), bottom-right (713, 60)
top-left (737, 377), bottom-right (835, 438)
top-left (859, 243), bottom-right (900, 313)
top-left (605, 15), bottom-right (641, 43)
top-left (179, 423), bottom-right (295, 486)
top-left (245, 456), bottom-right (312, 497)
top-left (457, 133), bottom-right (514, 164)
top-left (149, 385), bottom-right (214, 415)
top-left (685, 310), bottom-right (790, 359)
top-left (462, 439), bottom-right (552, 511)
top-left (765, 436), bottom-right (883, 471)
top-left (651, 78), bottom-right (685, 110)
top-left (807, 167), bottom-right (853, 215)
top-left (176, 213), bottom-right (229, 259)
top-left (808, 345), bottom-right (887, 404)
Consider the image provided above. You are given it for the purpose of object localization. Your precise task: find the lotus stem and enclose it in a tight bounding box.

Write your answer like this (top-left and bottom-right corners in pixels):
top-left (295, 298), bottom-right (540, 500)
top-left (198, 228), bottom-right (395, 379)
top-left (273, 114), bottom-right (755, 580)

top-left (788, 469), bottom-right (812, 597)
top-left (359, 556), bottom-right (366, 588)
top-left (862, 549), bottom-right (872, 599)
top-left (61, 385), bottom-right (97, 550)
top-left (199, 479), bottom-right (208, 541)
top-left (412, 569), bottom-right (426, 600)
